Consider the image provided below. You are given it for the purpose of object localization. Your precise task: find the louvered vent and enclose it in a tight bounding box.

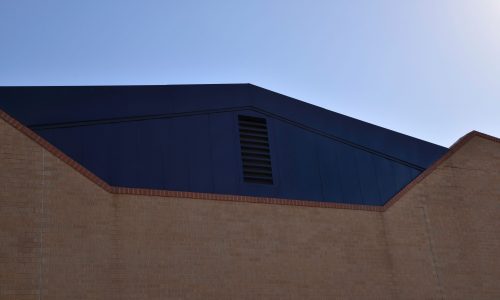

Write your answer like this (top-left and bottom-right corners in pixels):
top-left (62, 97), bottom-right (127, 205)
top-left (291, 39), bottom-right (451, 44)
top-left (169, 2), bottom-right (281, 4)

top-left (238, 115), bottom-right (273, 184)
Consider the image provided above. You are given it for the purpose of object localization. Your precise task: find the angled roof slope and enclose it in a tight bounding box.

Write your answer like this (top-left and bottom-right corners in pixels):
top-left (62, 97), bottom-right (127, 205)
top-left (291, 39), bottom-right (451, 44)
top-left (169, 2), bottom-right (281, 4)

top-left (0, 84), bottom-right (448, 206)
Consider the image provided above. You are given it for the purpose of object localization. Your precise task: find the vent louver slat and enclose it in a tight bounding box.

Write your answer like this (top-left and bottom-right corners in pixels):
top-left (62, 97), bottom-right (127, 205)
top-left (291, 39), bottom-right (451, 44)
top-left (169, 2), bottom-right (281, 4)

top-left (238, 115), bottom-right (273, 184)
top-left (242, 153), bottom-right (271, 160)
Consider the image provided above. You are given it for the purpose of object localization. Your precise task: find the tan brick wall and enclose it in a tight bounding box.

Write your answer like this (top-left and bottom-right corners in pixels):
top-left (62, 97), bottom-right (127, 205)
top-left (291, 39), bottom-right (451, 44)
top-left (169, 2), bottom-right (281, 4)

top-left (1, 117), bottom-right (499, 299)
top-left (384, 136), bottom-right (500, 299)
top-left (1, 116), bottom-right (44, 300)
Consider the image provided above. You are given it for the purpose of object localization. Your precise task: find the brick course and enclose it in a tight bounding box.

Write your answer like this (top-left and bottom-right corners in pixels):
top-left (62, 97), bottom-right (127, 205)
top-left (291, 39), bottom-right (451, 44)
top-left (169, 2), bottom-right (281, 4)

top-left (1, 114), bottom-right (499, 299)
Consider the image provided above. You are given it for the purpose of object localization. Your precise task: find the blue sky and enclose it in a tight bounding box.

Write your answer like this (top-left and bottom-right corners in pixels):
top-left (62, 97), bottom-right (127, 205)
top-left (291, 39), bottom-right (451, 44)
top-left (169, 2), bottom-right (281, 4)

top-left (1, 0), bottom-right (499, 146)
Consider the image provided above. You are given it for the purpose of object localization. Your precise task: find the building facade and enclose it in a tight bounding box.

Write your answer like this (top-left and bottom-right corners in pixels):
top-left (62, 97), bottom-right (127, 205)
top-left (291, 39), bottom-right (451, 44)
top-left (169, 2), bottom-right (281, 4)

top-left (0, 85), bottom-right (499, 299)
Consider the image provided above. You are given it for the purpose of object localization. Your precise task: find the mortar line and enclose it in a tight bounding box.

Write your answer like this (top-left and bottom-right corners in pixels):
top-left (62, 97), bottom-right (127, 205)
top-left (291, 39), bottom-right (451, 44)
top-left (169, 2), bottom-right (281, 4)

top-left (38, 150), bottom-right (45, 300)
top-left (420, 206), bottom-right (444, 300)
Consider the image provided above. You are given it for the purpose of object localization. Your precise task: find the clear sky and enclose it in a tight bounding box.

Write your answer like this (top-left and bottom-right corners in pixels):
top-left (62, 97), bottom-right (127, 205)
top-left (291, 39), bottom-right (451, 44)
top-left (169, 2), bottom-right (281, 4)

top-left (1, 0), bottom-right (499, 146)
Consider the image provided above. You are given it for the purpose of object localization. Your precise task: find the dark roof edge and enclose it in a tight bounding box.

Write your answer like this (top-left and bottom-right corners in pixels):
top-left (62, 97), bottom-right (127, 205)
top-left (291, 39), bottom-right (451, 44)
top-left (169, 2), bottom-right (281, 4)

top-left (249, 83), bottom-right (447, 149)
top-left (0, 84), bottom-right (447, 169)
top-left (0, 83), bottom-right (447, 150)
top-left (0, 83), bottom-right (252, 88)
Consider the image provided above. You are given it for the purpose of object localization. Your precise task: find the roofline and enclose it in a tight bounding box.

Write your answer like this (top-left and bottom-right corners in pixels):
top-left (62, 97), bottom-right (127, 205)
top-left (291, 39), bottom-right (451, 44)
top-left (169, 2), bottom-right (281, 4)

top-left (0, 83), bottom-right (448, 149)
top-left (250, 84), bottom-right (448, 149)
top-left (0, 83), bottom-right (252, 88)
top-left (1, 108), bottom-right (496, 212)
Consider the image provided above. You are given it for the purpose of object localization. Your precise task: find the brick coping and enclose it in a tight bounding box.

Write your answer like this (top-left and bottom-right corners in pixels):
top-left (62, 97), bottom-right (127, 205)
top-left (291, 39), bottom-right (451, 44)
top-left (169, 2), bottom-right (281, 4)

top-left (1, 109), bottom-right (498, 212)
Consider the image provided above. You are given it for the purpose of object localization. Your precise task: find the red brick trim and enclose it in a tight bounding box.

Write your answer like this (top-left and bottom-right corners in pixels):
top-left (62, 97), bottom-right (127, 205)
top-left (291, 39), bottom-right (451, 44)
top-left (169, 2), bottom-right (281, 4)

top-left (380, 130), bottom-right (500, 211)
top-left (0, 110), bottom-right (115, 194)
top-left (1, 109), bottom-right (498, 212)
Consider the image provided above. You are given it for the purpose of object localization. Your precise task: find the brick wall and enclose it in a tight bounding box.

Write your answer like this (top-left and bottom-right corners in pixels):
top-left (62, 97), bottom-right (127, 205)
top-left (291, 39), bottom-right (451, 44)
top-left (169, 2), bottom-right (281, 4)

top-left (1, 117), bottom-right (499, 299)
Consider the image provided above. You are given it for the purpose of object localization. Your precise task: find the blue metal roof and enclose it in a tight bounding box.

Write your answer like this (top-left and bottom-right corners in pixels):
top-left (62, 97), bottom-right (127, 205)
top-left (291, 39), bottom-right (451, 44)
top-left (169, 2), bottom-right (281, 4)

top-left (0, 84), bottom-right (448, 206)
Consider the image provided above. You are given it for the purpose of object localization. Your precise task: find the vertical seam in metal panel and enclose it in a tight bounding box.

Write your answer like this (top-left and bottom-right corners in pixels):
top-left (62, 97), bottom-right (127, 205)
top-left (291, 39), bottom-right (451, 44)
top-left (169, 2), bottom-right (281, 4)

top-left (332, 141), bottom-right (344, 203)
top-left (134, 124), bottom-right (139, 186)
top-left (159, 120), bottom-right (167, 189)
top-left (370, 154), bottom-right (383, 205)
top-left (163, 119), bottom-right (171, 189)
top-left (207, 114), bottom-right (215, 193)
top-left (387, 161), bottom-right (400, 204)
top-left (267, 117), bottom-right (280, 195)
top-left (314, 138), bottom-right (326, 201)
top-left (185, 119), bottom-right (192, 191)
top-left (265, 117), bottom-right (274, 185)
top-left (354, 151), bottom-right (365, 205)
top-left (108, 125), bottom-right (113, 185)
top-left (233, 112), bottom-right (243, 192)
